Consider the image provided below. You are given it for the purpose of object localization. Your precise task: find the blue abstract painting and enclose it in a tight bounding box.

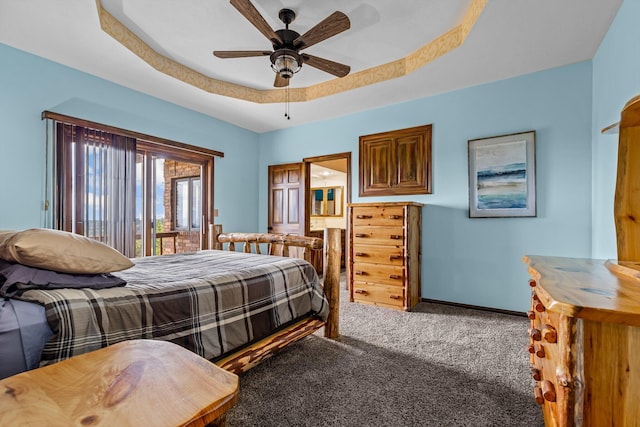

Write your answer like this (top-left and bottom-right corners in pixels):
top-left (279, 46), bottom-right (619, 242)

top-left (474, 139), bottom-right (528, 211)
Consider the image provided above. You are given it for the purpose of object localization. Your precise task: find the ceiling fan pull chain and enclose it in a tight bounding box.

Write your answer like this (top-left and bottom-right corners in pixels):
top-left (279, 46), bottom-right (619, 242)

top-left (285, 85), bottom-right (291, 120)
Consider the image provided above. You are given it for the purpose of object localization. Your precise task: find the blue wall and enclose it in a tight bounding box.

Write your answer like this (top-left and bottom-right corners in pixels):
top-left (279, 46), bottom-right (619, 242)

top-left (0, 43), bottom-right (259, 233)
top-left (259, 63), bottom-right (593, 312)
top-left (591, 0), bottom-right (640, 259)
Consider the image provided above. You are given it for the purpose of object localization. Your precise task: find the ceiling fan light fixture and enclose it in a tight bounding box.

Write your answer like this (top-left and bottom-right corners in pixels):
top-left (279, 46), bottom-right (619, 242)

top-left (270, 49), bottom-right (302, 79)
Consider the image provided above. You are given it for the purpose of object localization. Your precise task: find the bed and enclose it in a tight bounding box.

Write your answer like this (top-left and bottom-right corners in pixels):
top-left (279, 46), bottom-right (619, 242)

top-left (0, 228), bottom-right (341, 379)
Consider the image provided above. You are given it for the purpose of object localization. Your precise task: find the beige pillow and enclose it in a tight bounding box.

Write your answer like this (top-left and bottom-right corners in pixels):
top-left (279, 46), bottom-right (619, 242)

top-left (0, 228), bottom-right (134, 274)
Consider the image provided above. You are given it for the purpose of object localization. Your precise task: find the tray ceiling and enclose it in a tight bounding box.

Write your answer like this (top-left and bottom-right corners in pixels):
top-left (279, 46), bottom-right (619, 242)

top-left (0, 0), bottom-right (623, 132)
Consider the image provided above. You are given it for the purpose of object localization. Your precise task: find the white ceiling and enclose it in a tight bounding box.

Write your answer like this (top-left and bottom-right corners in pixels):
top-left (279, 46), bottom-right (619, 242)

top-left (0, 0), bottom-right (622, 133)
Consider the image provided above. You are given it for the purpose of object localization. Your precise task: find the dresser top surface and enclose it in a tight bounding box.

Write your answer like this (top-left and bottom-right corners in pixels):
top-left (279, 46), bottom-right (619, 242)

top-left (524, 255), bottom-right (640, 325)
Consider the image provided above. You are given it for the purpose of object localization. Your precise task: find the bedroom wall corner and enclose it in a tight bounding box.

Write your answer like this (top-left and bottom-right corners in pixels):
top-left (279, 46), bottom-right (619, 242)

top-left (257, 62), bottom-right (593, 312)
top-left (0, 43), bottom-right (260, 234)
top-left (591, 0), bottom-right (640, 259)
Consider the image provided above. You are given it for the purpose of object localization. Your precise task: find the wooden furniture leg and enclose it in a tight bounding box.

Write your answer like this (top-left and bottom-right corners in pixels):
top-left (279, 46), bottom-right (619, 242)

top-left (323, 227), bottom-right (341, 338)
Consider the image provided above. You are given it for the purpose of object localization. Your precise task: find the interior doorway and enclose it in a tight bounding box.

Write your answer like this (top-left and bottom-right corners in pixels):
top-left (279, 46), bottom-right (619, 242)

top-left (303, 152), bottom-right (351, 279)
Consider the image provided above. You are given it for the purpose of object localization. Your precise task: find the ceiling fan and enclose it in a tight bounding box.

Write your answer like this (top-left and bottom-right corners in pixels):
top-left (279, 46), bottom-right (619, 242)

top-left (213, 0), bottom-right (351, 88)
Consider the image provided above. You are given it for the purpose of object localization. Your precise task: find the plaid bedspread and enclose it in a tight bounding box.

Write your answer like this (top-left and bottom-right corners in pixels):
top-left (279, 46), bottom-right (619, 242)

top-left (15, 250), bottom-right (329, 367)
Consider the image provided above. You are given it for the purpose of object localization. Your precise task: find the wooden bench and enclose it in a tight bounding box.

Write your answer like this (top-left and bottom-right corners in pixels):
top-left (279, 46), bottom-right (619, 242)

top-left (0, 340), bottom-right (239, 426)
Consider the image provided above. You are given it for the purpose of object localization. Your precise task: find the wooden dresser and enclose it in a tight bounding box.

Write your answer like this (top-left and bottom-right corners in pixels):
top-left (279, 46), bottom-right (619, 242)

top-left (524, 256), bottom-right (640, 426)
top-left (348, 202), bottom-right (422, 311)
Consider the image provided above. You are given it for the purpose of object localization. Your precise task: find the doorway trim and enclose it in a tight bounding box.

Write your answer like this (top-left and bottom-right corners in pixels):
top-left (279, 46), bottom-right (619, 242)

top-left (302, 152), bottom-right (352, 236)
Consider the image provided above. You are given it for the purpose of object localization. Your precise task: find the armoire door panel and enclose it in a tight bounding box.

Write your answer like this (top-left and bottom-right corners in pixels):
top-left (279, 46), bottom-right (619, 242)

top-left (363, 138), bottom-right (394, 190)
top-left (396, 135), bottom-right (425, 188)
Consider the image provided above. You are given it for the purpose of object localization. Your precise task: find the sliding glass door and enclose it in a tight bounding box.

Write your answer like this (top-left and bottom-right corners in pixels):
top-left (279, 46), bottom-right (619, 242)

top-left (51, 116), bottom-right (217, 258)
top-left (136, 148), bottom-right (208, 257)
top-left (135, 154), bottom-right (169, 256)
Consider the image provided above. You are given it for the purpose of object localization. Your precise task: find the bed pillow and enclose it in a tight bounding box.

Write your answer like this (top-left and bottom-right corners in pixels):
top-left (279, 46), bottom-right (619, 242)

top-left (0, 259), bottom-right (127, 298)
top-left (0, 228), bottom-right (134, 274)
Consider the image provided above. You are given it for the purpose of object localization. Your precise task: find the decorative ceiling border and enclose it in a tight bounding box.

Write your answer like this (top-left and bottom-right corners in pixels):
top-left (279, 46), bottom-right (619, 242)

top-left (95, 0), bottom-right (487, 104)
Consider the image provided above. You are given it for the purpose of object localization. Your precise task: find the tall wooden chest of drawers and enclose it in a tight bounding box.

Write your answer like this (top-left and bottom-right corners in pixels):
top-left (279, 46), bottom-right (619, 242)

top-left (348, 202), bottom-right (422, 311)
top-left (524, 255), bottom-right (640, 426)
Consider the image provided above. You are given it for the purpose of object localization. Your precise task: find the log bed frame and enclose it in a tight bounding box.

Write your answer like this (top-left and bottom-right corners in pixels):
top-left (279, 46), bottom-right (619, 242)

top-left (213, 228), bottom-right (341, 374)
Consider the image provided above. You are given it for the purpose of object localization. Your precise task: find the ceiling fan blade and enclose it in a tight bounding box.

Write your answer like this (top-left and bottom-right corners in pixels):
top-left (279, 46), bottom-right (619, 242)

top-left (294, 11), bottom-right (350, 50)
top-left (229, 0), bottom-right (282, 45)
top-left (213, 50), bottom-right (271, 59)
top-left (274, 74), bottom-right (290, 88)
top-left (302, 54), bottom-right (350, 78)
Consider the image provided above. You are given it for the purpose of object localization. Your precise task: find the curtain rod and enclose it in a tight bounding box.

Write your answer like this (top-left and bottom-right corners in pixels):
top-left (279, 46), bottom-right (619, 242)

top-left (42, 110), bottom-right (224, 158)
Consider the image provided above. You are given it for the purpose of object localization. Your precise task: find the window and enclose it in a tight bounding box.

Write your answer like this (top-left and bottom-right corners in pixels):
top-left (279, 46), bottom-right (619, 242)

top-left (175, 177), bottom-right (201, 230)
top-left (43, 111), bottom-right (223, 257)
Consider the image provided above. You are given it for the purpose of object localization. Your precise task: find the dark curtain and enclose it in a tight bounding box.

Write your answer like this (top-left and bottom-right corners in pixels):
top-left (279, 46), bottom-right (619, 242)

top-left (56, 124), bottom-right (137, 257)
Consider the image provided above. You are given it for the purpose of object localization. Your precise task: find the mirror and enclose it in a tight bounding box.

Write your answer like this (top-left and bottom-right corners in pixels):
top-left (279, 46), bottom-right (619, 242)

top-left (311, 186), bottom-right (343, 217)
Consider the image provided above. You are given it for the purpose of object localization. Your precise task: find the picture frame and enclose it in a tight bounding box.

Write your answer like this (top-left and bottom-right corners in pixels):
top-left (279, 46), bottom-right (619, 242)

top-left (468, 131), bottom-right (536, 218)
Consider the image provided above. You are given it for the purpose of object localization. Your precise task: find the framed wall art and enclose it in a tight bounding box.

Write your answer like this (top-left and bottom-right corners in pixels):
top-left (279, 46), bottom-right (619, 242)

top-left (468, 131), bottom-right (536, 218)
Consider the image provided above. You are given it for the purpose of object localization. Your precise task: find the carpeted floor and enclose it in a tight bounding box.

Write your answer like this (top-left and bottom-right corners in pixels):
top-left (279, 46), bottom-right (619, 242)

top-left (225, 285), bottom-right (544, 427)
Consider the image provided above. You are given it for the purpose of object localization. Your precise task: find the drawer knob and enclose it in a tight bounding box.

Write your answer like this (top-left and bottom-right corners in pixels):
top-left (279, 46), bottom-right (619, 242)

top-left (531, 368), bottom-right (541, 381)
top-left (355, 233), bottom-right (368, 238)
top-left (529, 279), bottom-right (537, 288)
top-left (542, 325), bottom-right (557, 343)
top-left (389, 255), bottom-right (403, 261)
top-left (531, 293), bottom-right (545, 311)
top-left (355, 270), bottom-right (367, 276)
top-left (527, 344), bottom-right (535, 354)
top-left (535, 345), bottom-right (545, 358)
top-left (355, 252), bottom-right (367, 257)
top-left (354, 289), bottom-right (367, 294)
top-left (388, 215), bottom-right (402, 220)
top-left (528, 328), bottom-right (541, 341)
top-left (356, 215), bottom-right (373, 219)
top-left (389, 274), bottom-right (402, 280)
top-left (389, 235), bottom-right (402, 240)
top-left (533, 386), bottom-right (544, 405)
top-left (526, 310), bottom-right (536, 320)
top-left (541, 380), bottom-right (556, 402)
top-left (389, 295), bottom-right (401, 300)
